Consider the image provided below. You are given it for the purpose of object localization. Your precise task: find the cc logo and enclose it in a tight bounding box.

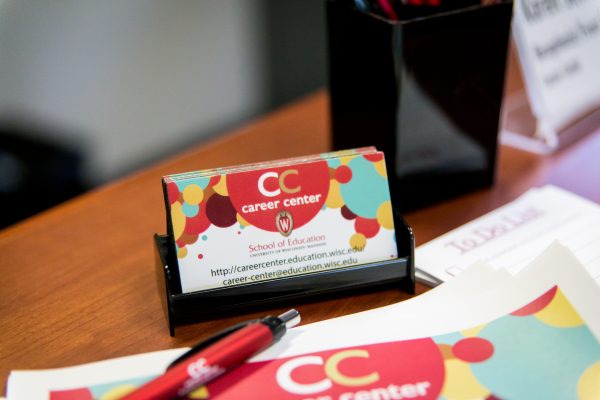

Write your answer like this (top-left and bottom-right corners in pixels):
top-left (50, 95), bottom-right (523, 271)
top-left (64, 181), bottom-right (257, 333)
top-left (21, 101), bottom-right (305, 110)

top-left (276, 349), bottom-right (380, 395)
top-left (258, 169), bottom-right (301, 197)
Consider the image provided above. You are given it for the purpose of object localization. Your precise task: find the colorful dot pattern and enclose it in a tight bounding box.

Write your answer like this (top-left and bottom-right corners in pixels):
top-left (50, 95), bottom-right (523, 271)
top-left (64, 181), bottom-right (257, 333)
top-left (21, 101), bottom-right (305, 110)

top-left (49, 287), bottom-right (600, 399)
top-left (165, 152), bottom-right (396, 259)
top-left (435, 286), bottom-right (600, 400)
top-left (324, 154), bottom-right (395, 252)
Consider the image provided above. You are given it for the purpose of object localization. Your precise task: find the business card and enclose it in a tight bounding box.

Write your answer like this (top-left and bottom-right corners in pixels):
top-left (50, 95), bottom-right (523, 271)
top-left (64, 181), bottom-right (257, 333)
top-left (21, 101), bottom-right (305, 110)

top-left (163, 148), bottom-right (397, 293)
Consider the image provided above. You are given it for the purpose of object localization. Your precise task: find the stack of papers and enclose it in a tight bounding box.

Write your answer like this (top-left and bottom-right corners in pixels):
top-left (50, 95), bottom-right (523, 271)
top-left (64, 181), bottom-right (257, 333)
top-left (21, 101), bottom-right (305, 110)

top-left (7, 242), bottom-right (600, 399)
top-left (416, 185), bottom-right (600, 286)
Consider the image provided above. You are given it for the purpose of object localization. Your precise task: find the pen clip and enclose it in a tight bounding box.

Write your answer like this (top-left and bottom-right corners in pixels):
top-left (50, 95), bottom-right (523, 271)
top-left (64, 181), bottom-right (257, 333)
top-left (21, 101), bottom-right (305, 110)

top-left (167, 319), bottom-right (260, 370)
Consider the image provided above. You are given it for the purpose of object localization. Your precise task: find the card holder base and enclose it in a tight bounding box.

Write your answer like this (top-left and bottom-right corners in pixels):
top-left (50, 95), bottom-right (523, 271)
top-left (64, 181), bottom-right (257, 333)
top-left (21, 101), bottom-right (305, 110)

top-left (154, 212), bottom-right (414, 336)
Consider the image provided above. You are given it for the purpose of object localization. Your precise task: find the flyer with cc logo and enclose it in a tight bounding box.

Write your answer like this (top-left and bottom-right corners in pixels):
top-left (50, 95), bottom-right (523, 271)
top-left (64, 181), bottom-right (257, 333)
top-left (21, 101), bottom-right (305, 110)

top-left (8, 244), bottom-right (600, 399)
top-left (162, 148), bottom-right (398, 293)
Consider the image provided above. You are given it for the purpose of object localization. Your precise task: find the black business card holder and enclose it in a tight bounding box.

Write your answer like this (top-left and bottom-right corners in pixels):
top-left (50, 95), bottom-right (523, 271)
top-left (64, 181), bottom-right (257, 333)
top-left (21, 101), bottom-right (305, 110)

top-left (154, 211), bottom-right (414, 336)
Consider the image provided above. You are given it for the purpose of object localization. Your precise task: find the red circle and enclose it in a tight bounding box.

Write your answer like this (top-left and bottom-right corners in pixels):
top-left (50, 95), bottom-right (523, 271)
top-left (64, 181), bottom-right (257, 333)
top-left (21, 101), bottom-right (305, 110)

top-left (355, 217), bottom-right (380, 238)
top-left (227, 163), bottom-right (329, 232)
top-left (167, 182), bottom-right (180, 204)
top-left (335, 165), bottom-right (353, 184)
top-left (209, 175), bottom-right (221, 187)
top-left (198, 254), bottom-right (204, 260)
top-left (185, 204), bottom-right (211, 235)
top-left (452, 337), bottom-right (494, 363)
top-left (511, 286), bottom-right (557, 316)
top-left (363, 153), bottom-right (384, 162)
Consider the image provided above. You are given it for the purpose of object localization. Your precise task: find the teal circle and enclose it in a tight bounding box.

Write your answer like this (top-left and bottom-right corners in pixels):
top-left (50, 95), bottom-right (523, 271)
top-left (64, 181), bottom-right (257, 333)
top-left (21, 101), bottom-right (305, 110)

top-left (339, 156), bottom-right (390, 218)
top-left (327, 158), bottom-right (342, 168)
top-left (434, 331), bottom-right (464, 346)
top-left (175, 176), bottom-right (210, 192)
top-left (201, 235), bottom-right (208, 241)
top-left (91, 376), bottom-right (154, 398)
top-left (471, 315), bottom-right (600, 399)
top-left (181, 202), bottom-right (199, 217)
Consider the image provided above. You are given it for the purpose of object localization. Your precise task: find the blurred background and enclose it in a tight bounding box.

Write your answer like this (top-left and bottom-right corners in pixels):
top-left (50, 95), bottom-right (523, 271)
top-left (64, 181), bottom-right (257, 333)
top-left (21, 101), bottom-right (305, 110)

top-left (0, 0), bottom-right (327, 228)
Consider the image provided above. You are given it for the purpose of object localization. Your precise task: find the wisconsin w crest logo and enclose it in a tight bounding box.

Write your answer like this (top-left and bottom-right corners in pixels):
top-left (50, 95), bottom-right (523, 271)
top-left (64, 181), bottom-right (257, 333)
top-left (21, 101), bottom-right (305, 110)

top-left (276, 210), bottom-right (294, 236)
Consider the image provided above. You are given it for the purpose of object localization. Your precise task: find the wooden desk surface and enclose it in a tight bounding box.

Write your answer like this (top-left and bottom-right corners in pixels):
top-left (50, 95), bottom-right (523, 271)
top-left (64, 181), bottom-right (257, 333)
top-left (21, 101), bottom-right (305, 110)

top-left (2, 91), bottom-right (600, 395)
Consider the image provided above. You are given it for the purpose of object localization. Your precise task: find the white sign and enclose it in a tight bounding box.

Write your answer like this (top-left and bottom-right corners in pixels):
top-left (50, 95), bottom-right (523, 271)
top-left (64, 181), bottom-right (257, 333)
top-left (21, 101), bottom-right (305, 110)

top-left (512, 0), bottom-right (600, 146)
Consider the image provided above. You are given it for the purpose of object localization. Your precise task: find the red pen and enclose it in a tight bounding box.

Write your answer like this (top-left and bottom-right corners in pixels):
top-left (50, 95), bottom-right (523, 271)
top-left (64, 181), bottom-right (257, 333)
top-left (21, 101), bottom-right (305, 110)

top-left (121, 309), bottom-right (301, 400)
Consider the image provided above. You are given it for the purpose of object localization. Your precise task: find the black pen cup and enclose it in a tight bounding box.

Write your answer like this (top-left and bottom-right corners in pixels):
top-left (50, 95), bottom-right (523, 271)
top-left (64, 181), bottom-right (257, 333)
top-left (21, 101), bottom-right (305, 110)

top-left (327, 0), bottom-right (513, 210)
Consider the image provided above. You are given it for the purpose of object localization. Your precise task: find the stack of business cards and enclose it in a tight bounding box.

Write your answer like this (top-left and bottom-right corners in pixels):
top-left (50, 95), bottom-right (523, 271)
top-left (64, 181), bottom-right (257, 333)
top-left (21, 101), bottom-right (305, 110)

top-left (162, 148), bottom-right (398, 293)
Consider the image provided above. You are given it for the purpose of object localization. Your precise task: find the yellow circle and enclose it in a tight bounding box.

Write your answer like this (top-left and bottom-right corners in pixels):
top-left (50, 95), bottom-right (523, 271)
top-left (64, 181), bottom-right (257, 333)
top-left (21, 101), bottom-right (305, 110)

top-left (188, 385), bottom-right (210, 399)
top-left (100, 384), bottom-right (137, 400)
top-left (326, 180), bottom-right (344, 209)
top-left (376, 201), bottom-right (394, 230)
top-left (183, 184), bottom-right (204, 205)
top-left (170, 202), bottom-right (186, 240)
top-left (340, 155), bottom-right (355, 165)
top-left (535, 289), bottom-right (583, 327)
top-left (460, 324), bottom-right (487, 337)
top-left (373, 160), bottom-right (387, 178)
top-left (237, 213), bottom-right (250, 227)
top-left (350, 233), bottom-right (366, 251)
top-left (177, 246), bottom-right (188, 259)
top-left (441, 359), bottom-right (490, 399)
top-left (578, 361), bottom-right (600, 400)
top-left (213, 175), bottom-right (228, 196)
